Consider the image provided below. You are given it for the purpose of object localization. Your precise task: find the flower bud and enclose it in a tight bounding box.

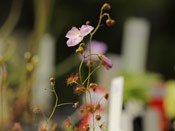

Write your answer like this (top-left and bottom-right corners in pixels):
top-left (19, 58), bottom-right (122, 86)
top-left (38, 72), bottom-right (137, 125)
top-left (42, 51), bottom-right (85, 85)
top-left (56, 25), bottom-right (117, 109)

top-left (32, 55), bottom-right (39, 66)
top-left (86, 60), bottom-right (96, 67)
top-left (24, 52), bottom-right (31, 60)
top-left (50, 77), bottom-right (55, 86)
top-left (96, 115), bottom-right (101, 121)
top-left (106, 18), bottom-right (115, 27)
top-left (98, 55), bottom-right (113, 70)
top-left (94, 103), bottom-right (100, 111)
top-left (76, 46), bottom-right (84, 54)
top-left (104, 93), bottom-right (109, 100)
top-left (99, 124), bottom-right (103, 129)
top-left (79, 107), bottom-right (85, 114)
top-left (74, 86), bottom-right (85, 95)
top-left (89, 83), bottom-right (97, 92)
top-left (87, 107), bottom-right (94, 113)
top-left (73, 102), bottom-right (79, 108)
top-left (50, 77), bottom-right (55, 83)
top-left (26, 63), bottom-right (34, 72)
top-left (102, 3), bottom-right (111, 10)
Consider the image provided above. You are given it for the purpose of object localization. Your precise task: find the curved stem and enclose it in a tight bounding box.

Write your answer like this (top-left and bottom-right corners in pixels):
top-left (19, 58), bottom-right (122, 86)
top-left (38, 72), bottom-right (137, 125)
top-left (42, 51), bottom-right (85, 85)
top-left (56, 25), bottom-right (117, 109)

top-left (45, 85), bottom-right (58, 129)
top-left (83, 65), bottom-right (100, 85)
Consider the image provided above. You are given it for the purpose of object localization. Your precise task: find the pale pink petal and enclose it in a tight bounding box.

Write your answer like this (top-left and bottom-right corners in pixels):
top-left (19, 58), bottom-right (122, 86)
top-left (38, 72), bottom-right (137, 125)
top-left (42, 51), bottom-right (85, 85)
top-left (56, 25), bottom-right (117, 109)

top-left (99, 55), bottom-right (113, 70)
top-left (65, 27), bottom-right (80, 39)
top-left (66, 36), bottom-right (83, 47)
top-left (80, 25), bottom-right (94, 36)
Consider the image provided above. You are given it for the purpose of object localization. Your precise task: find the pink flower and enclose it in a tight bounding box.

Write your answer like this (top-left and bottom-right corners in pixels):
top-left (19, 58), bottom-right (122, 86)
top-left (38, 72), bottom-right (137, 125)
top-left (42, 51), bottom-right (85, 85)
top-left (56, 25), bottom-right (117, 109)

top-left (66, 25), bottom-right (94, 47)
top-left (98, 55), bottom-right (113, 70)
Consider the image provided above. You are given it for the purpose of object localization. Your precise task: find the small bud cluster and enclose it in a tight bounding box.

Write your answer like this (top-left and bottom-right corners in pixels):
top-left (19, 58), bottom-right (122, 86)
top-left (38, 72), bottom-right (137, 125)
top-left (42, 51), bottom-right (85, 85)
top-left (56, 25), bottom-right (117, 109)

top-left (24, 52), bottom-right (39, 73)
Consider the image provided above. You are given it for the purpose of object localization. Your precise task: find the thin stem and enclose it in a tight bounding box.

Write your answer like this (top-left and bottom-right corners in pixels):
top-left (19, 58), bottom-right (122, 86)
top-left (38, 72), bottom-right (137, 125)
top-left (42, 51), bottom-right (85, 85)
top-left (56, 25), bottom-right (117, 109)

top-left (45, 85), bottom-right (58, 129)
top-left (91, 7), bottom-right (104, 36)
top-left (45, 88), bottom-right (54, 92)
top-left (84, 53), bottom-right (99, 59)
top-left (83, 65), bottom-right (100, 85)
top-left (87, 90), bottom-right (95, 131)
top-left (73, 81), bottom-right (81, 86)
top-left (79, 57), bottom-right (84, 85)
top-left (56, 103), bottom-right (74, 107)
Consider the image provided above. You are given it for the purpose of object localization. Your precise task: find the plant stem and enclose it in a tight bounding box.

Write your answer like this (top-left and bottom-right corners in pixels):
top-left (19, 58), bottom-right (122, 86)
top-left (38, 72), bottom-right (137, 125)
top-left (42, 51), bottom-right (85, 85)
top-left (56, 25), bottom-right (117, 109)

top-left (79, 57), bottom-right (84, 85)
top-left (83, 65), bottom-right (100, 85)
top-left (45, 85), bottom-right (58, 129)
top-left (56, 103), bottom-right (74, 107)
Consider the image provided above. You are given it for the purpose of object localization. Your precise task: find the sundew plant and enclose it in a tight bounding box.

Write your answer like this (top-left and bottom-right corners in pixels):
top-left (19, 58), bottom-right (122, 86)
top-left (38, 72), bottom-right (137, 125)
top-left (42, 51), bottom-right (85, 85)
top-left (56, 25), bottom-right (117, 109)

top-left (11, 3), bottom-right (115, 131)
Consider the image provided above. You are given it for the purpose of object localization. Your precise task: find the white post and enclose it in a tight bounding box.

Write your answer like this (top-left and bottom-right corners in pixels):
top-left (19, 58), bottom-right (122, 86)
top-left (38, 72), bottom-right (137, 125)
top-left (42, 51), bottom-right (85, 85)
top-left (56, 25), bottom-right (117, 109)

top-left (122, 17), bottom-right (150, 73)
top-left (32, 33), bottom-right (55, 111)
top-left (108, 77), bottom-right (124, 131)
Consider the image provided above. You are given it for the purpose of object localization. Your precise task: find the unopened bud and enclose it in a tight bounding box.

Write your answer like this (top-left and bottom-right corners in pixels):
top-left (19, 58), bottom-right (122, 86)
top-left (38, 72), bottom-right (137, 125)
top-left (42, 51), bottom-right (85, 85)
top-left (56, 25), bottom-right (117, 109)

top-left (102, 3), bottom-right (111, 10)
top-left (73, 102), bottom-right (79, 108)
top-left (106, 18), bottom-right (115, 27)
top-left (26, 63), bottom-right (34, 72)
top-left (76, 46), bottom-right (84, 54)
top-left (104, 93), bottom-right (109, 100)
top-left (89, 83), bottom-right (97, 92)
top-left (24, 52), bottom-right (31, 60)
top-left (86, 60), bottom-right (96, 67)
top-left (99, 124), bottom-right (103, 129)
top-left (96, 115), bottom-right (101, 121)
top-left (50, 77), bottom-right (55, 83)
top-left (88, 107), bottom-right (93, 113)
top-left (50, 77), bottom-right (55, 86)
top-left (32, 55), bottom-right (39, 65)
top-left (94, 103), bottom-right (100, 111)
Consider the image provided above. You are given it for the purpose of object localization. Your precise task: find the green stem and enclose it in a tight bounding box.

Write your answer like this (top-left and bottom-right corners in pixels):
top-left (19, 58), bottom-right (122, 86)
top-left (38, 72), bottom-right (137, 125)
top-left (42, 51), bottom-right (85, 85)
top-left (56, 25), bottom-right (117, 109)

top-left (73, 81), bottom-right (81, 86)
top-left (79, 57), bottom-right (84, 85)
top-left (87, 90), bottom-right (95, 131)
top-left (83, 65), bottom-right (100, 85)
top-left (45, 85), bottom-right (58, 129)
top-left (56, 103), bottom-right (74, 107)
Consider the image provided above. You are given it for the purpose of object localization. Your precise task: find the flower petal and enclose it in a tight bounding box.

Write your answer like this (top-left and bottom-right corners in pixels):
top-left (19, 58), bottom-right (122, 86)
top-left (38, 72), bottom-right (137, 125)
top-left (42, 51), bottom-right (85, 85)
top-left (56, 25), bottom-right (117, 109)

top-left (66, 37), bottom-right (83, 47)
top-left (80, 25), bottom-right (94, 36)
top-left (65, 27), bottom-right (80, 39)
top-left (99, 55), bottom-right (113, 70)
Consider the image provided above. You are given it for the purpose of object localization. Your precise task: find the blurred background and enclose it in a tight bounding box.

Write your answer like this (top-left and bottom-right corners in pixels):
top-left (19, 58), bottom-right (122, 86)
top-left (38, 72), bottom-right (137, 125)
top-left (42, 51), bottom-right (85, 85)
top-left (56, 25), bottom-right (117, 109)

top-left (0, 0), bottom-right (174, 130)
